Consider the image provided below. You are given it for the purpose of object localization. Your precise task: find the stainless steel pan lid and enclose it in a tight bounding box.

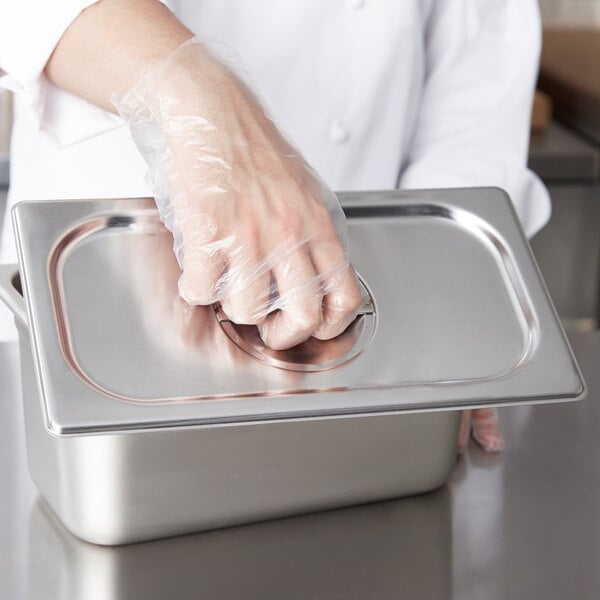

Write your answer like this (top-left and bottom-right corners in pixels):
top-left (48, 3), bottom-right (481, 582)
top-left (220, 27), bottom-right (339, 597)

top-left (11, 189), bottom-right (585, 435)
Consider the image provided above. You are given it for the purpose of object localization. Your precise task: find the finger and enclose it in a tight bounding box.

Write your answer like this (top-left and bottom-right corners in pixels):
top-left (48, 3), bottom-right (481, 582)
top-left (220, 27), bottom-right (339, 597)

top-left (313, 264), bottom-right (362, 340)
top-left (258, 250), bottom-right (323, 350)
top-left (471, 408), bottom-right (505, 453)
top-left (219, 242), bottom-right (272, 324)
top-left (305, 234), bottom-right (360, 340)
top-left (178, 244), bottom-right (228, 306)
top-left (457, 410), bottom-right (471, 454)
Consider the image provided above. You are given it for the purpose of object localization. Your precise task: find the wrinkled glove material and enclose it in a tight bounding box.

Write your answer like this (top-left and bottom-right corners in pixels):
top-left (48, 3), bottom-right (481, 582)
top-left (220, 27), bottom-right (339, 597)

top-left (113, 38), bottom-right (360, 349)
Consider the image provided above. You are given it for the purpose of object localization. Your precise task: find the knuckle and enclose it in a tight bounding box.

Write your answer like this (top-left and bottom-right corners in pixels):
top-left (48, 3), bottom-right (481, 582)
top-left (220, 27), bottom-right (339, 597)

top-left (234, 222), bottom-right (260, 249)
top-left (276, 210), bottom-right (305, 242)
top-left (327, 282), bottom-right (363, 319)
top-left (223, 284), bottom-right (271, 325)
top-left (287, 303), bottom-right (322, 336)
top-left (312, 203), bottom-right (339, 239)
top-left (313, 201), bottom-right (334, 226)
top-left (345, 288), bottom-right (363, 315)
top-left (228, 305), bottom-right (261, 325)
top-left (178, 283), bottom-right (213, 306)
top-left (178, 268), bottom-right (218, 306)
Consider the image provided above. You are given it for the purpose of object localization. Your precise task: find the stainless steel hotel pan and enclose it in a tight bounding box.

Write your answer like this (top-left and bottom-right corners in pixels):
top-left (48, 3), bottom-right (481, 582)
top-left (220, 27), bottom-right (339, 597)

top-left (0, 188), bottom-right (585, 544)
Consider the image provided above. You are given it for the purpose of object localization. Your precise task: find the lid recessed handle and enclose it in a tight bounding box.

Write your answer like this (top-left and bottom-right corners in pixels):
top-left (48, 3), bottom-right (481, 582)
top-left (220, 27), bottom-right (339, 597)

top-left (215, 275), bottom-right (377, 372)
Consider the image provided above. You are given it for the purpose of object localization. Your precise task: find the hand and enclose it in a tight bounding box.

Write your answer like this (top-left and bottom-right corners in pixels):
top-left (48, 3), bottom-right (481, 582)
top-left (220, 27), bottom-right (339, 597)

top-left (458, 408), bottom-right (505, 453)
top-left (115, 38), bottom-right (362, 350)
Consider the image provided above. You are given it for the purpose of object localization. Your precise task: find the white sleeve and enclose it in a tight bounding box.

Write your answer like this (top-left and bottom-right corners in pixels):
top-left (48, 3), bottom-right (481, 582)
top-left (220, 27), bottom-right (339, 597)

top-left (0, 0), bottom-right (173, 148)
top-left (0, 0), bottom-right (123, 146)
top-left (399, 0), bottom-right (550, 238)
top-left (0, 1), bottom-right (102, 89)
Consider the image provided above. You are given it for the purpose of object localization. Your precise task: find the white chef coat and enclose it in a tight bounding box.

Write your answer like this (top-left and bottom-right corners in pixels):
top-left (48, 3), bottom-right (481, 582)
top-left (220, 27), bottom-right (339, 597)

top-left (0, 0), bottom-right (550, 340)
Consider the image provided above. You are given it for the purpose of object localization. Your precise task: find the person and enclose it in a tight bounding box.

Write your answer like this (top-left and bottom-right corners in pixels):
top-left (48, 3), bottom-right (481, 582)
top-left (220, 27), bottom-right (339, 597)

top-left (0, 0), bottom-right (550, 452)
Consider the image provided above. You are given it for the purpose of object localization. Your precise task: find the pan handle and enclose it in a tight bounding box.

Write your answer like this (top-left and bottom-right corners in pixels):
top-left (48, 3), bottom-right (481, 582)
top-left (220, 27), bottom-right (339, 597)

top-left (0, 264), bottom-right (27, 327)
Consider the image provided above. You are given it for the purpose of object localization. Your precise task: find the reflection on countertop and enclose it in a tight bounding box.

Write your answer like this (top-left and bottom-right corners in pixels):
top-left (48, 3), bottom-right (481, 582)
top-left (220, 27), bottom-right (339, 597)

top-left (25, 489), bottom-right (452, 600)
top-left (1, 331), bottom-right (600, 599)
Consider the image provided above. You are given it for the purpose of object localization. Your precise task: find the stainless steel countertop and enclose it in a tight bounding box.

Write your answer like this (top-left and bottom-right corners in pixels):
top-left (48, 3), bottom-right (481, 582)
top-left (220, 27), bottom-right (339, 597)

top-left (1, 332), bottom-right (599, 599)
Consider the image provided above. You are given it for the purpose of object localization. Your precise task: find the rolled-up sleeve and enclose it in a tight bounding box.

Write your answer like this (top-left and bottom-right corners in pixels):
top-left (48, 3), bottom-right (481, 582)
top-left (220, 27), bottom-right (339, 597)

top-left (0, 1), bottom-right (121, 146)
top-left (0, 1), bottom-right (103, 89)
top-left (399, 0), bottom-right (550, 237)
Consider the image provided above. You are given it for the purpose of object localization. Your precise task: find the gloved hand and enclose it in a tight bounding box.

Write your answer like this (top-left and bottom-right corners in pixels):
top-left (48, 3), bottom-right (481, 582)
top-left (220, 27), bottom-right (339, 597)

top-left (458, 408), bottom-right (505, 453)
top-left (113, 37), bottom-right (361, 350)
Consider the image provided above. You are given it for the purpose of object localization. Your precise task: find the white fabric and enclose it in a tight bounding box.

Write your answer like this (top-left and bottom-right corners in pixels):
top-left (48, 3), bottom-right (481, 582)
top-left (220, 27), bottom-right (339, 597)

top-left (0, 0), bottom-right (550, 341)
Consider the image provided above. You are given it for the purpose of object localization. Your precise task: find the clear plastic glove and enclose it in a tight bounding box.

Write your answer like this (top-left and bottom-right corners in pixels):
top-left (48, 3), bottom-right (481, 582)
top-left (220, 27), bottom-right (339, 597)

top-left (458, 408), bottom-right (505, 453)
top-left (113, 38), bottom-right (361, 350)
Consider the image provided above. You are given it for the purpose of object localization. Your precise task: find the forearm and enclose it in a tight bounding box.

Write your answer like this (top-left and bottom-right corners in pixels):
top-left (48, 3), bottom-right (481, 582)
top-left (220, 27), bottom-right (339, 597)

top-left (44, 0), bottom-right (193, 113)
top-left (46, 8), bottom-right (360, 348)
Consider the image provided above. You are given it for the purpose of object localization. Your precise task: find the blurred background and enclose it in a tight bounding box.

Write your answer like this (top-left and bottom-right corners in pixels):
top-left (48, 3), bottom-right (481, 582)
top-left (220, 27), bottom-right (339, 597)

top-left (0, 0), bottom-right (598, 332)
top-left (530, 0), bottom-right (600, 334)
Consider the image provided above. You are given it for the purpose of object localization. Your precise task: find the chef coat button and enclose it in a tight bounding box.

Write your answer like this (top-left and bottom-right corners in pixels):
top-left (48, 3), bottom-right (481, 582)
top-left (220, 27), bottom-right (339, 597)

top-left (346, 0), bottom-right (365, 9)
top-left (329, 119), bottom-right (350, 144)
